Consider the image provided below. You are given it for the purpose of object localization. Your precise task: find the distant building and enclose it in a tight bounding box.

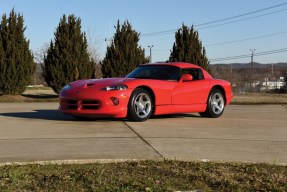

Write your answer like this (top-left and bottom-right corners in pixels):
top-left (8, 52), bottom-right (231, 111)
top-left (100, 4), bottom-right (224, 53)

top-left (260, 77), bottom-right (285, 91)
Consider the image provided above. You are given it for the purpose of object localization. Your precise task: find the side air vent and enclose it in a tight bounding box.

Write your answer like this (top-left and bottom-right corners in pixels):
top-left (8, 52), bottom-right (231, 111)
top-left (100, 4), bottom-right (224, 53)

top-left (87, 83), bottom-right (94, 87)
top-left (83, 83), bottom-right (94, 88)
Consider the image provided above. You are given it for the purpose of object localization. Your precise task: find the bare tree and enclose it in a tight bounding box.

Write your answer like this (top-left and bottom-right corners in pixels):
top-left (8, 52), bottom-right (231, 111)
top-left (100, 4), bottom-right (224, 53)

top-left (86, 29), bottom-right (100, 62)
top-left (34, 43), bottom-right (49, 64)
top-left (32, 43), bottom-right (49, 85)
top-left (86, 28), bottom-right (102, 78)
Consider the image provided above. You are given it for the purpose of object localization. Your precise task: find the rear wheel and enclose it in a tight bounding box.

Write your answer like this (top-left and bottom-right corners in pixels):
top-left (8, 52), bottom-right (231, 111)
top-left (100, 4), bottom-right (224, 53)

top-left (128, 88), bottom-right (153, 122)
top-left (200, 89), bottom-right (225, 118)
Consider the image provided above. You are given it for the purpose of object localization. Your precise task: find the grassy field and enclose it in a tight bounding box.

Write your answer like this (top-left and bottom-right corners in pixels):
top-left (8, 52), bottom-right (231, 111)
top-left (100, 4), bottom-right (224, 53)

top-left (232, 93), bottom-right (287, 104)
top-left (0, 87), bottom-right (58, 102)
top-left (0, 160), bottom-right (286, 191)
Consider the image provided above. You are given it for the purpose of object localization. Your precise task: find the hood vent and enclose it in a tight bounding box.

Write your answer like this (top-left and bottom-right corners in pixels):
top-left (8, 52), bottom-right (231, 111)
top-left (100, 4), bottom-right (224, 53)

top-left (84, 83), bottom-right (94, 88)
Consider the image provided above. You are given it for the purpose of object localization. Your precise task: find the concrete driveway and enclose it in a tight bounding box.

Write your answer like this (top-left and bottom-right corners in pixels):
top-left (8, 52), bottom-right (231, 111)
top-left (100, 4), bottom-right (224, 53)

top-left (0, 103), bottom-right (286, 164)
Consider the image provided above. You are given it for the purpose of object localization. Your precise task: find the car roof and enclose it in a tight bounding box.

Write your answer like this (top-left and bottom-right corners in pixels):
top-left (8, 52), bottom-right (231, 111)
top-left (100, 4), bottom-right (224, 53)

top-left (141, 62), bottom-right (213, 79)
top-left (141, 62), bottom-right (202, 69)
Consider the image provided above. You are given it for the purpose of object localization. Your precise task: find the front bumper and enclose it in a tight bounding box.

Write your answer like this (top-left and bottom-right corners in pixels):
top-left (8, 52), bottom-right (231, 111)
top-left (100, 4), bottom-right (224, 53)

top-left (226, 93), bottom-right (234, 105)
top-left (59, 89), bottom-right (132, 118)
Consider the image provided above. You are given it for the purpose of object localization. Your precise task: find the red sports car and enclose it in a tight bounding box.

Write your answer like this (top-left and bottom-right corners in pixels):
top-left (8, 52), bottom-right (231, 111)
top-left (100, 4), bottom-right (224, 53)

top-left (59, 62), bottom-right (233, 121)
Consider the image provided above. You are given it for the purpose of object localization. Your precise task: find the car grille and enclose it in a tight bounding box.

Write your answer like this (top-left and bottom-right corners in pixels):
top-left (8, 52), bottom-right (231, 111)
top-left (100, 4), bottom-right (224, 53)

top-left (61, 99), bottom-right (101, 110)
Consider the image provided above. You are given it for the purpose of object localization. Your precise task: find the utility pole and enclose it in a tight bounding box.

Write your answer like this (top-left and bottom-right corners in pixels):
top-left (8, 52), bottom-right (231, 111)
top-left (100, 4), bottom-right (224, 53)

top-left (250, 49), bottom-right (256, 92)
top-left (250, 49), bottom-right (256, 75)
top-left (148, 45), bottom-right (154, 62)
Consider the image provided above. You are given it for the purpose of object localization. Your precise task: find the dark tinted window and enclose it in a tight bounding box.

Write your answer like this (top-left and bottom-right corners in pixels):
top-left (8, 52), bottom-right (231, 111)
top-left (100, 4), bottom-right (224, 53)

top-left (182, 69), bottom-right (204, 80)
top-left (126, 65), bottom-right (181, 81)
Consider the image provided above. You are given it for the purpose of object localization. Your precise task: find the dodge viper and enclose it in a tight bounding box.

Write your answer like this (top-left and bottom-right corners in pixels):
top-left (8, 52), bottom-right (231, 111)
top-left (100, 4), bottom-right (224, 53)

top-left (59, 62), bottom-right (233, 121)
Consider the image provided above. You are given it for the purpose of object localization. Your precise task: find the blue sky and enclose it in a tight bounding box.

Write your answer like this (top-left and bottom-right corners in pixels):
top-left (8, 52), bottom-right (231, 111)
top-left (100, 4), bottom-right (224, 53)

top-left (1, 0), bottom-right (287, 64)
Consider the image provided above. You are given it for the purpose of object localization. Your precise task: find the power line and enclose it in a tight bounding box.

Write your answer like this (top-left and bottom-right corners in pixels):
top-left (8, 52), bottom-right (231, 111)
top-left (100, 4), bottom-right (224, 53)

top-left (197, 8), bottom-right (287, 30)
top-left (141, 29), bottom-right (175, 37)
top-left (210, 47), bottom-right (287, 62)
top-left (153, 49), bottom-right (170, 52)
top-left (141, 2), bottom-right (287, 37)
top-left (149, 30), bottom-right (287, 52)
top-left (205, 30), bottom-right (287, 47)
top-left (210, 53), bottom-right (251, 62)
top-left (255, 48), bottom-right (287, 56)
top-left (197, 2), bottom-right (287, 26)
top-left (141, 8), bottom-right (287, 37)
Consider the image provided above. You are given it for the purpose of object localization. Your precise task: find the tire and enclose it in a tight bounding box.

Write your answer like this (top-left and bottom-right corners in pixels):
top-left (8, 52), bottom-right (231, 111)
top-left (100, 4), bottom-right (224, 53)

top-left (128, 88), bottom-right (153, 122)
top-left (200, 89), bottom-right (225, 118)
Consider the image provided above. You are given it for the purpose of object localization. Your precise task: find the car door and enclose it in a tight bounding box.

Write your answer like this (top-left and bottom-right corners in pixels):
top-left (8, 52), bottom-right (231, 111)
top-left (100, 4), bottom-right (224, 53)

top-left (172, 68), bottom-right (210, 105)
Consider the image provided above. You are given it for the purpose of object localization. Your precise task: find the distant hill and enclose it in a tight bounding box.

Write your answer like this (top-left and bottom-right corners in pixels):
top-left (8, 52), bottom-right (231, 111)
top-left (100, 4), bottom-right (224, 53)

top-left (211, 62), bottom-right (287, 70)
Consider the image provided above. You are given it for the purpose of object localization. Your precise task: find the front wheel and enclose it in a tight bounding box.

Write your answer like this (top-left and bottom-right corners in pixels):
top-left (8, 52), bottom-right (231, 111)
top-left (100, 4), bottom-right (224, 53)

top-left (127, 88), bottom-right (153, 122)
top-left (200, 89), bottom-right (225, 118)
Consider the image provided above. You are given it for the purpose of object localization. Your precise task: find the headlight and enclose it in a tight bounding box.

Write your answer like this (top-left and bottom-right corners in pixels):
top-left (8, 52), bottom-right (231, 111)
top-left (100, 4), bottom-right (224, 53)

top-left (101, 84), bottom-right (128, 91)
top-left (62, 84), bottom-right (71, 90)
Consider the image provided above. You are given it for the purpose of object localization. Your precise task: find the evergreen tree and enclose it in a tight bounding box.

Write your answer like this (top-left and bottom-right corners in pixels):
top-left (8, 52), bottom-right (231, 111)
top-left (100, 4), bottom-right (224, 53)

top-left (169, 24), bottom-right (210, 72)
top-left (0, 9), bottom-right (35, 95)
top-left (101, 20), bottom-right (148, 78)
top-left (43, 14), bottom-right (95, 94)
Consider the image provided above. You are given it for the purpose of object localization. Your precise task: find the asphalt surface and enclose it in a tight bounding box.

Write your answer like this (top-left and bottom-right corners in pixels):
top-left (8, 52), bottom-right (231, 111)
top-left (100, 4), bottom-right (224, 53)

top-left (0, 103), bottom-right (286, 164)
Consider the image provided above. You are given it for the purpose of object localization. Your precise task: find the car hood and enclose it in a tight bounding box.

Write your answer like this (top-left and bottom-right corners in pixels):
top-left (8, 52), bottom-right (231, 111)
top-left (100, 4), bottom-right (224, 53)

top-left (69, 78), bottom-right (132, 90)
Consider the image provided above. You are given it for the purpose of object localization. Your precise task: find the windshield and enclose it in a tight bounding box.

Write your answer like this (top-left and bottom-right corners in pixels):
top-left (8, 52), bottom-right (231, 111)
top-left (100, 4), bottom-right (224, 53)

top-left (126, 65), bottom-right (181, 81)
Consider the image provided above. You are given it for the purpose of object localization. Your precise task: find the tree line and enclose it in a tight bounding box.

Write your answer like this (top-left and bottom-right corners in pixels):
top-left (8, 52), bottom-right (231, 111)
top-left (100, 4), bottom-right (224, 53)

top-left (0, 9), bottom-right (210, 94)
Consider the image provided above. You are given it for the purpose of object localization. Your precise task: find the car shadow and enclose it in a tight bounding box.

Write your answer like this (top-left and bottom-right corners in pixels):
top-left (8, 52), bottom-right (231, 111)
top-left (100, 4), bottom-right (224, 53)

top-left (0, 110), bottom-right (202, 122)
top-left (0, 110), bottom-right (118, 122)
top-left (150, 113), bottom-right (201, 119)
top-left (22, 94), bottom-right (58, 99)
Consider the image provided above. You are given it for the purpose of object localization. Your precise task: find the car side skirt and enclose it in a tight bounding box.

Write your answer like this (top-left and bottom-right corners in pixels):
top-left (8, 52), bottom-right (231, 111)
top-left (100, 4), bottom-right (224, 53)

top-left (154, 104), bottom-right (207, 115)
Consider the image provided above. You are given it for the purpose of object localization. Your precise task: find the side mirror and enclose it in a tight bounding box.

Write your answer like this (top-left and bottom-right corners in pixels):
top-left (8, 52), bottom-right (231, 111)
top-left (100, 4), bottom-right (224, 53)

top-left (180, 74), bottom-right (193, 82)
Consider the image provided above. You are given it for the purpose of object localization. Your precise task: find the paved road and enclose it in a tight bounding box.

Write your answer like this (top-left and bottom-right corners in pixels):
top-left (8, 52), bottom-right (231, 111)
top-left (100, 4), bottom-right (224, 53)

top-left (0, 103), bottom-right (286, 164)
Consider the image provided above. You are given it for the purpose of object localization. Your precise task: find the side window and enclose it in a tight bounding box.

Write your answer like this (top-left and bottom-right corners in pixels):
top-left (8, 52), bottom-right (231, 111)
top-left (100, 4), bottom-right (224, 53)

top-left (182, 69), bottom-right (204, 80)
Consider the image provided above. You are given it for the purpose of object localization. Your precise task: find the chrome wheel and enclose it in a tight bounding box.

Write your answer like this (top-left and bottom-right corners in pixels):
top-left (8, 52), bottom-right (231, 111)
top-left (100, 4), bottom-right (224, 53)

top-left (211, 92), bottom-right (224, 115)
top-left (128, 88), bottom-right (153, 122)
top-left (134, 93), bottom-right (152, 119)
top-left (199, 88), bottom-right (225, 118)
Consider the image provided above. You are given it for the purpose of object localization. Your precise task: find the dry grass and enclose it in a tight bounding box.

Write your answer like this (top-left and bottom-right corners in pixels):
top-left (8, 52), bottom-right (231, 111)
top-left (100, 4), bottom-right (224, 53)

top-left (232, 93), bottom-right (287, 104)
top-left (0, 160), bottom-right (286, 191)
top-left (0, 95), bottom-right (58, 102)
top-left (0, 88), bottom-right (58, 102)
